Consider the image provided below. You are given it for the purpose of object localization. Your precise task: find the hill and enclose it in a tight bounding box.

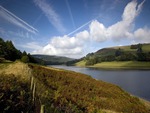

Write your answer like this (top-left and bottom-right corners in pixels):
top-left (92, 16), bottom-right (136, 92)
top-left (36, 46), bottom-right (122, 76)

top-left (94, 43), bottom-right (150, 58)
top-left (32, 54), bottom-right (74, 65)
top-left (0, 61), bottom-right (150, 113)
top-left (75, 43), bottom-right (150, 68)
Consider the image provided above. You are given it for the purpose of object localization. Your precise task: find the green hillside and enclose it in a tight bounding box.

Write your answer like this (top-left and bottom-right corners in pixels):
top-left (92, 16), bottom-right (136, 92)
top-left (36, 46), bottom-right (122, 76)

top-left (112, 43), bottom-right (150, 52)
top-left (1, 61), bottom-right (150, 113)
top-left (76, 43), bottom-right (150, 67)
top-left (95, 43), bottom-right (150, 56)
top-left (32, 54), bottom-right (74, 65)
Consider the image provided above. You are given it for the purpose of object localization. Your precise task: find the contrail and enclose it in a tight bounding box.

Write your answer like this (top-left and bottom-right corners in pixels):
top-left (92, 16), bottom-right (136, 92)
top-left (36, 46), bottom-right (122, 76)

top-left (0, 5), bottom-right (38, 33)
top-left (67, 16), bottom-right (100, 36)
top-left (65, 0), bottom-right (76, 29)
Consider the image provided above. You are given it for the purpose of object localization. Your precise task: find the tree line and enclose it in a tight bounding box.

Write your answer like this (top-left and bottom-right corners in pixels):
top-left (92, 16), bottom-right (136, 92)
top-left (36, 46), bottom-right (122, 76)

top-left (0, 38), bottom-right (36, 63)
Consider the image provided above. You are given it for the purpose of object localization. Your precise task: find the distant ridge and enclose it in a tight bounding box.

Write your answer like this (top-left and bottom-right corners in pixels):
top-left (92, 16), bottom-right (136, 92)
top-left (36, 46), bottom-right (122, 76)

top-left (32, 54), bottom-right (75, 65)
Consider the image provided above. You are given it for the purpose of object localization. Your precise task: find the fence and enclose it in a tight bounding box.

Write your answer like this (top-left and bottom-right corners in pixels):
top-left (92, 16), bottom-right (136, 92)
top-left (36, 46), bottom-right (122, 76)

top-left (29, 70), bottom-right (45, 113)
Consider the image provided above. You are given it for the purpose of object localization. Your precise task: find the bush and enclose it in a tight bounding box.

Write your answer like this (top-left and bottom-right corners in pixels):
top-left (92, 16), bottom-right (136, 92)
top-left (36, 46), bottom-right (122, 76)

top-left (21, 55), bottom-right (29, 63)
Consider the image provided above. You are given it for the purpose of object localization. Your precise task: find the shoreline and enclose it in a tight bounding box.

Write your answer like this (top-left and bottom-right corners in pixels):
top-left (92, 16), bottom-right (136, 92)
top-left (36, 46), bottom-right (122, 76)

top-left (1, 62), bottom-right (150, 111)
top-left (75, 61), bottom-right (150, 70)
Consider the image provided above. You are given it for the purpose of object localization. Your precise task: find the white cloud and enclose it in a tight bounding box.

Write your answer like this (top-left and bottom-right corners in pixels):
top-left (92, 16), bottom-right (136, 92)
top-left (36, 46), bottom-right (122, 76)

top-left (32, 0), bottom-right (149, 58)
top-left (0, 5), bottom-right (38, 34)
top-left (75, 30), bottom-right (89, 41)
top-left (51, 35), bottom-right (80, 49)
top-left (134, 27), bottom-right (150, 43)
top-left (34, 0), bottom-right (66, 33)
top-left (89, 20), bottom-right (107, 42)
top-left (32, 30), bottom-right (89, 58)
top-left (91, 0), bottom-right (146, 41)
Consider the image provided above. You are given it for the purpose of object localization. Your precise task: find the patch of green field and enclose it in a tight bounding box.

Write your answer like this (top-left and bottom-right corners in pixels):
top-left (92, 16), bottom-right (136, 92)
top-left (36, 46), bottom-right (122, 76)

top-left (112, 43), bottom-right (150, 52)
top-left (142, 44), bottom-right (150, 52)
top-left (90, 61), bottom-right (150, 69)
top-left (113, 45), bottom-right (134, 51)
top-left (75, 60), bottom-right (86, 67)
top-left (76, 61), bottom-right (150, 69)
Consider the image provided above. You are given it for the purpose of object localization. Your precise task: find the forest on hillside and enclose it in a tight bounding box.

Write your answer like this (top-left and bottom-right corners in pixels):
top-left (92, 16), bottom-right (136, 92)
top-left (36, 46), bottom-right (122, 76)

top-left (0, 38), bottom-right (36, 63)
top-left (83, 44), bottom-right (150, 66)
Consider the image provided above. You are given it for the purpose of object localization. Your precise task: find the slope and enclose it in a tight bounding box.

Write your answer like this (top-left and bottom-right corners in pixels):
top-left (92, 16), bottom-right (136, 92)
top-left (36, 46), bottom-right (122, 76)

top-left (1, 62), bottom-right (150, 113)
top-left (32, 54), bottom-right (74, 65)
top-left (76, 43), bottom-right (150, 68)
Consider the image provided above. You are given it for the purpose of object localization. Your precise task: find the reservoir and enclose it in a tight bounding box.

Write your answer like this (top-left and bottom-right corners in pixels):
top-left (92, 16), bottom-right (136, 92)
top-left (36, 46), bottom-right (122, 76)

top-left (50, 65), bottom-right (150, 101)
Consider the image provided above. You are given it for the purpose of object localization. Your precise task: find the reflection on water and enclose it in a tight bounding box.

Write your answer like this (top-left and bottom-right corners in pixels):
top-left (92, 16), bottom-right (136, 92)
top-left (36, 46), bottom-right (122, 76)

top-left (49, 65), bottom-right (150, 101)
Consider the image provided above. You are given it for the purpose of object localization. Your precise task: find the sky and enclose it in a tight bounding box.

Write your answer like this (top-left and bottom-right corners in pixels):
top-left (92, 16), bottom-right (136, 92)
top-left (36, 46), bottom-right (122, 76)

top-left (0, 0), bottom-right (150, 58)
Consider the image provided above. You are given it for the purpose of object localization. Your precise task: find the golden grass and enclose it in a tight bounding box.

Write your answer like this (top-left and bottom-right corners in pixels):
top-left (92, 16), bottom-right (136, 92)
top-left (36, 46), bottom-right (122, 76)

top-left (1, 61), bottom-right (150, 112)
top-left (29, 63), bottom-right (150, 113)
top-left (0, 61), bottom-right (31, 81)
top-left (140, 98), bottom-right (150, 110)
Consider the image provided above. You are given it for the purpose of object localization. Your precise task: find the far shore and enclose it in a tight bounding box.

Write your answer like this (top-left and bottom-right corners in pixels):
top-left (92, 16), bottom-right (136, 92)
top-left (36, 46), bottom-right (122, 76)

top-left (75, 61), bottom-right (150, 70)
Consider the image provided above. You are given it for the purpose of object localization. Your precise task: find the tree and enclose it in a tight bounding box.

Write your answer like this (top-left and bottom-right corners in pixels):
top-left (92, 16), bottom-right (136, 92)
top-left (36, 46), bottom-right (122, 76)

top-left (136, 44), bottom-right (146, 61)
top-left (3, 40), bottom-right (22, 61)
top-left (21, 55), bottom-right (29, 63)
top-left (115, 48), bottom-right (122, 57)
top-left (85, 57), bottom-right (97, 66)
top-left (22, 51), bottom-right (27, 56)
top-left (137, 44), bottom-right (142, 53)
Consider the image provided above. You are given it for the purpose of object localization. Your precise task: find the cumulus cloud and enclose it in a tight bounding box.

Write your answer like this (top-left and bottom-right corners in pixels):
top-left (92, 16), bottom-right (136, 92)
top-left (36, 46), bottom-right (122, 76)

top-left (32, 0), bottom-right (149, 58)
top-left (89, 20), bottom-right (107, 42)
top-left (134, 27), bottom-right (150, 43)
top-left (33, 30), bottom-right (89, 58)
top-left (91, 0), bottom-right (146, 41)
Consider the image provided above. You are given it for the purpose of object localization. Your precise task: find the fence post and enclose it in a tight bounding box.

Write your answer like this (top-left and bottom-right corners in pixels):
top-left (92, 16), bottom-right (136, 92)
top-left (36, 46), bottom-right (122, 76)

top-left (40, 105), bottom-right (45, 113)
top-left (30, 76), bottom-right (34, 91)
top-left (33, 82), bottom-right (36, 102)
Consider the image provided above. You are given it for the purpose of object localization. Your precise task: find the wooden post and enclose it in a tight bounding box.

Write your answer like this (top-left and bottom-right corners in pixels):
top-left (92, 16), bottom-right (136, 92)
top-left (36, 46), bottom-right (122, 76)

top-left (30, 76), bottom-right (34, 91)
top-left (40, 105), bottom-right (45, 113)
top-left (33, 82), bottom-right (36, 102)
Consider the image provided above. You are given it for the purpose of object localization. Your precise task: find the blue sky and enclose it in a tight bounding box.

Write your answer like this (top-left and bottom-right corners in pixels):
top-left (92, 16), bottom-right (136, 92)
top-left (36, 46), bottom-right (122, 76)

top-left (0, 0), bottom-right (150, 58)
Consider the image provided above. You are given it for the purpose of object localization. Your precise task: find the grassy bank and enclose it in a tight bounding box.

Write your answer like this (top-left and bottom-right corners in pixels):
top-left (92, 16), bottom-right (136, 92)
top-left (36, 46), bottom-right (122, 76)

top-left (76, 61), bottom-right (150, 69)
top-left (1, 62), bottom-right (150, 113)
top-left (29, 63), bottom-right (150, 113)
top-left (0, 62), bottom-right (34, 112)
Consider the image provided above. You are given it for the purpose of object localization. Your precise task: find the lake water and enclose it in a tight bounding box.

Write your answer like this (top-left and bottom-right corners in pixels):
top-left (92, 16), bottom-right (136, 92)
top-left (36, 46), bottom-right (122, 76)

top-left (49, 65), bottom-right (150, 101)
